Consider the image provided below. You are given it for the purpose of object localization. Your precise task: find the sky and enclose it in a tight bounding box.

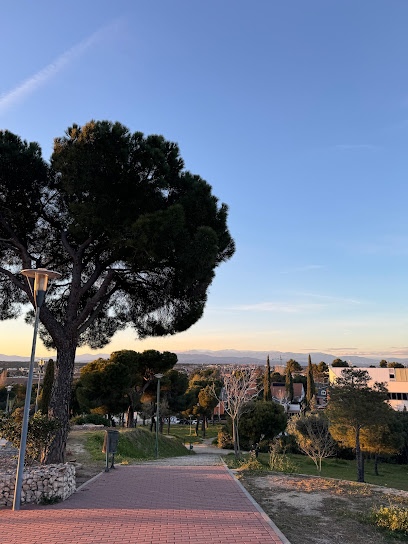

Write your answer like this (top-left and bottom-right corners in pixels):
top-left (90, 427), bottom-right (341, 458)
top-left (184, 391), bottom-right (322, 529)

top-left (1, 1), bottom-right (408, 360)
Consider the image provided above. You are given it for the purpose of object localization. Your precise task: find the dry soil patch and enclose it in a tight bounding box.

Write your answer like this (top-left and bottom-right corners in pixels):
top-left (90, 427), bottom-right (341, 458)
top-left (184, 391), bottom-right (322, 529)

top-left (240, 473), bottom-right (408, 544)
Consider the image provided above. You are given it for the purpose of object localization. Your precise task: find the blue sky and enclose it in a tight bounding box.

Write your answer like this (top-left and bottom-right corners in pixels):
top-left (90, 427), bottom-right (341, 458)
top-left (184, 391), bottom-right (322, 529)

top-left (1, 1), bottom-right (408, 359)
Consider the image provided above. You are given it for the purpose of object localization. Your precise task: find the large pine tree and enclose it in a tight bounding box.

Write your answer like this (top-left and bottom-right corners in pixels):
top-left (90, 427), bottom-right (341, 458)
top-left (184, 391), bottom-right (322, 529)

top-left (263, 355), bottom-right (272, 401)
top-left (0, 122), bottom-right (235, 462)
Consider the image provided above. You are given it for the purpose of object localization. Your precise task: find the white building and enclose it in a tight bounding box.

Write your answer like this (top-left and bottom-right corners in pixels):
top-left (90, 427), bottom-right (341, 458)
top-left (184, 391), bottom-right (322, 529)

top-left (329, 366), bottom-right (408, 411)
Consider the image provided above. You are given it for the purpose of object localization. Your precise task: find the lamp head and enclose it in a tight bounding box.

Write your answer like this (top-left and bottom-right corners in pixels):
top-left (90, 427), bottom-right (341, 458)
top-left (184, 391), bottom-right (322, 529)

top-left (155, 373), bottom-right (164, 379)
top-left (6, 385), bottom-right (12, 392)
top-left (21, 268), bottom-right (61, 308)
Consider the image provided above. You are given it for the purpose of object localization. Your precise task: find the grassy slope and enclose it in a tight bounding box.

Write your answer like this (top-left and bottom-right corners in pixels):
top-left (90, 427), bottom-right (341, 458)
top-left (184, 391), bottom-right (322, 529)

top-left (226, 452), bottom-right (408, 492)
top-left (85, 428), bottom-right (192, 463)
top-left (166, 423), bottom-right (223, 444)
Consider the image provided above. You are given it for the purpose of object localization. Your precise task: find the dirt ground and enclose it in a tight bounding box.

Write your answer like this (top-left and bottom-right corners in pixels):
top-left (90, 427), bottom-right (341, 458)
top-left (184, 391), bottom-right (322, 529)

top-left (240, 473), bottom-right (408, 544)
top-left (66, 430), bottom-right (103, 486)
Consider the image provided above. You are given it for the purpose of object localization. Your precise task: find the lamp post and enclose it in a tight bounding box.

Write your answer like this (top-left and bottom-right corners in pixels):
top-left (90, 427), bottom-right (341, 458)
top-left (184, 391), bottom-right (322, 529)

top-left (154, 373), bottom-right (164, 459)
top-left (13, 268), bottom-right (61, 511)
top-left (6, 385), bottom-right (12, 414)
top-left (34, 359), bottom-right (46, 413)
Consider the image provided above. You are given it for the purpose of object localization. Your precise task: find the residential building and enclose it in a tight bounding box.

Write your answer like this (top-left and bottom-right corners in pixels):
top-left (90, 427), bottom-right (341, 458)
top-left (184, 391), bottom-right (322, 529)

top-left (270, 382), bottom-right (305, 415)
top-left (329, 366), bottom-right (408, 411)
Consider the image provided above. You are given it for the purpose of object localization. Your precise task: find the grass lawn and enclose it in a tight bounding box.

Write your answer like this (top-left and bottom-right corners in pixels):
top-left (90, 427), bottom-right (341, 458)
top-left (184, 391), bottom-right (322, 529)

top-left (166, 423), bottom-right (223, 444)
top-left (85, 427), bottom-right (192, 463)
top-left (226, 452), bottom-right (408, 492)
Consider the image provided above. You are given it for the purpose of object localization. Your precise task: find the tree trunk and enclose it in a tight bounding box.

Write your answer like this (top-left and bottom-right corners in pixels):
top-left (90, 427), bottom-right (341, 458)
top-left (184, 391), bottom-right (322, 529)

top-left (126, 405), bottom-right (134, 428)
top-left (126, 400), bottom-right (134, 428)
top-left (236, 415), bottom-right (241, 455)
top-left (202, 417), bottom-right (206, 438)
top-left (43, 342), bottom-right (76, 464)
top-left (195, 417), bottom-right (199, 436)
top-left (374, 452), bottom-right (379, 476)
top-left (167, 417), bottom-right (170, 435)
top-left (232, 418), bottom-right (238, 458)
top-left (159, 416), bottom-right (164, 434)
top-left (355, 427), bottom-right (364, 482)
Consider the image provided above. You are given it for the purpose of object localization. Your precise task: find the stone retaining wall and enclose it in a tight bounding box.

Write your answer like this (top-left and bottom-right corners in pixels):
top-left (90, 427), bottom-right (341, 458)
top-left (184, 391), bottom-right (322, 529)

top-left (0, 463), bottom-right (76, 507)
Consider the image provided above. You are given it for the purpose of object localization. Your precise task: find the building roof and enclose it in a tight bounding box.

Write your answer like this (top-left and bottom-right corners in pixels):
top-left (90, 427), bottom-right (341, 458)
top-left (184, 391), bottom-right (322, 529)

top-left (271, 383), bottom-right (304, 400)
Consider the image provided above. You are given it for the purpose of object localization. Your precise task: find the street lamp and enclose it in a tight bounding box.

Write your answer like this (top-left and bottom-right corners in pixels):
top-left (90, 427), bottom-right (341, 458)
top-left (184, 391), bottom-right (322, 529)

top-left (5, 385), bottom-right (12, 414)
top-left (13, 268), bottom-right (61, 511)
top-left (154, 373), bottom-right (164, 459)
top-left (34, 359), bottom-right (46, 413)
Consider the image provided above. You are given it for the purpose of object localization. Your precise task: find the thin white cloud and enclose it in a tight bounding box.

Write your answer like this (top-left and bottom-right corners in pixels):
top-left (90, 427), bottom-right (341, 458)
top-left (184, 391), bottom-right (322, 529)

top-left (0, 19), bottom-right (123, 115)
top-left (326, 347), bottom-right (358, 352)
top-left (234, 302), bottom-right (325, 313)
top-left (297, 293), bottom-right (362, 305)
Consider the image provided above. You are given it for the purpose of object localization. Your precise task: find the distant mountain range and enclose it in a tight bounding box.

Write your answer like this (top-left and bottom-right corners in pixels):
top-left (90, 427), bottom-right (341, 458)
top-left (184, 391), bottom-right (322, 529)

top-left (174, 349), bottom-right (408, 367)
top-left (1, 349), bottom-right (408, 367)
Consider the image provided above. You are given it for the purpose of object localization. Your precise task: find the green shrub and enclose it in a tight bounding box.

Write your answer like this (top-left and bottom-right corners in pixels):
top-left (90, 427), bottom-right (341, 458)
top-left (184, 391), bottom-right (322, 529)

top-left (224, 401), bottom-right (286, 450)
top-left (0, 412), bottom-right (60, 463)
top-left (70, 414), bottom-right (110, 426)
top-left (269, 444), bottom-right (299, 473)
top-left (240, 452), bottom-right (264, 471)
top-left (370, 505), bottom-right (408, 536)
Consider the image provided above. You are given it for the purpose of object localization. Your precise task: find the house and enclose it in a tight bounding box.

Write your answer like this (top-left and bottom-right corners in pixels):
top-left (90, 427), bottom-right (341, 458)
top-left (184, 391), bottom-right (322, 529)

top-left (329, 366), bottom-right (408, 411)
top-left (315, 384), bottom-right (328, 407)
top-left (270, 382), bottom-right (305, 415)
top-left (271, 382), bottom-right (304, 403)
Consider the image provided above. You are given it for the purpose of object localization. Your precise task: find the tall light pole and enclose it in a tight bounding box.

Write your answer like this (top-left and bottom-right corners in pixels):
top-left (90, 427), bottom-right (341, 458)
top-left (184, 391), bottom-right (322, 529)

top-left (6, 385), bottom-right (12, 414)
top-left (155, 373), bottom-right (163, 459)
top-left (13, 268), bottom-right (61, 511)
top-left (34, 359), bottom-right (45, 413)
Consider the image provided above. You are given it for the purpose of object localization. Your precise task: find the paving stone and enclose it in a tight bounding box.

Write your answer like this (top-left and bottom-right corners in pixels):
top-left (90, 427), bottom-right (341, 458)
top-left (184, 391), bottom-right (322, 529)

top-left (0, 460), bottom-right (287, 543)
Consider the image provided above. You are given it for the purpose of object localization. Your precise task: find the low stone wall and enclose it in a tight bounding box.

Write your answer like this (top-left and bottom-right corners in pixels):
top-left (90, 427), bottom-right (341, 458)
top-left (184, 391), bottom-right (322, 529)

top-left (0, 463), bottom-right (76, 507)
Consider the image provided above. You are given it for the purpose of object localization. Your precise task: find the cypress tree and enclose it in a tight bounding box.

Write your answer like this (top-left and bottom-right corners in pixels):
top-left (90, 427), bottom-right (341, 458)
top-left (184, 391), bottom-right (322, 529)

top-left (38, 359), bottom-right (55, 415)
top-left (263, 355), bottom-right (272, 401)
top-left (306, 354), bottom-right (315, 405)
top-left (285, 366), bottom-right (294, 402)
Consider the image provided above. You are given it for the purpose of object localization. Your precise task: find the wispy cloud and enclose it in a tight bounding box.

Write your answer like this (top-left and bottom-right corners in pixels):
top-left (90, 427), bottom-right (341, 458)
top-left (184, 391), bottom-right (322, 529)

top-left (234, 302), bottom-right (325, 313)
top-left (0, 19), bottom-right (123, 116)
top-left (326, 347), bottom-right (358, 352)
top-left (232, 291), bottom-right (364, 314)
top-left (296, 293), bottom-right (362, 305)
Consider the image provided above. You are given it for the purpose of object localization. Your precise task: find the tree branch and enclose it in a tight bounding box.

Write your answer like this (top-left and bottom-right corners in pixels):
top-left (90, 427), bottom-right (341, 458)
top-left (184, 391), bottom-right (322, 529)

top-left (0, 267), bottom-right (28, 293)
top-left (61, 231), bottom-right (76, 259)
top-left (77, 283), bottom-right (119, 335)
top-left (0, 213), bottom-right (32, 269)
top-left (75, 270), bottom-right (116, 329)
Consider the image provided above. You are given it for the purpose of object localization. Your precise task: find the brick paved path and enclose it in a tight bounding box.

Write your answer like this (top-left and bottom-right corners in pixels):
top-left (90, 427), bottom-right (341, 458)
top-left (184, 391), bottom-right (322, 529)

top-left (0, 465), bottom-right (286, 544)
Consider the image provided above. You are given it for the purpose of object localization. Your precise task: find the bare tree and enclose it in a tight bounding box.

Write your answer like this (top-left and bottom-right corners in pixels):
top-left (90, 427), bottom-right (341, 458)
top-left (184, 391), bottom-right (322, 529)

top-left (212, 367), bottom-right (260, 458)
top-left (288, 413), bottom-right (336, 472)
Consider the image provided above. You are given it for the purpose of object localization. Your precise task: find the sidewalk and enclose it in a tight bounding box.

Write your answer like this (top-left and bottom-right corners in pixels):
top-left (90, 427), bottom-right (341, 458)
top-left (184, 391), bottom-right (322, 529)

top-left (0, 463), bottom-right (287, 544)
